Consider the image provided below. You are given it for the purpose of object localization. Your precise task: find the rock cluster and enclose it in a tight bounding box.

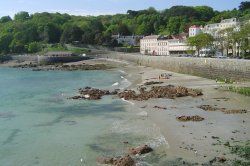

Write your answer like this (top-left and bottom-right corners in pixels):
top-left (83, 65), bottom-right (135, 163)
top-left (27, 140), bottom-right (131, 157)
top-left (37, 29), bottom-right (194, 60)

top-left (222, 109), bottom-right (247, 114)
top-left (198, 105), bottom-right (248, 114)
top-left (13, 63), bottom-right (38, 68)
top-left (118, 85), bottom-right (202, 101)
top-left (153, 106), bottom-right (167, 110)
top-left (128, 144), bottom-right (153, 155)
top-left (59, 63), bottom-right (112, 70)
top-left (209, 156), bottom-right (227, 164)
top-left (96, 155), bottom-right (135, 166)
top-left (177, 115), bottom-right (205, 122)
top-left (96, 144), bottom-right (153, 165)
top-left (68, 87), bottom-right (118, 100)
top-left (198, 105), bottom-right (217, 111)
top-left (143, 81), bottom-right (163, 85)
top-left (13, 63), bottom-right (112, 71)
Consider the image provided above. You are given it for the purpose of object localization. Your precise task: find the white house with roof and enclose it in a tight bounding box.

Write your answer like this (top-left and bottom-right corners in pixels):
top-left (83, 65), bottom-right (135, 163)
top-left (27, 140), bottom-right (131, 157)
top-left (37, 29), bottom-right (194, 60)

top-left (189, 25), bottom-right (204, 37)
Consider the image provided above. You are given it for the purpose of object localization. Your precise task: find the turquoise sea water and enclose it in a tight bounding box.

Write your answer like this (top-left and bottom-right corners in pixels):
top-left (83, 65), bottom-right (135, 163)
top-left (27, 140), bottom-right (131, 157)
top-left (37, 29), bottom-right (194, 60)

top-left (0, 67), bottom-right (167, 166)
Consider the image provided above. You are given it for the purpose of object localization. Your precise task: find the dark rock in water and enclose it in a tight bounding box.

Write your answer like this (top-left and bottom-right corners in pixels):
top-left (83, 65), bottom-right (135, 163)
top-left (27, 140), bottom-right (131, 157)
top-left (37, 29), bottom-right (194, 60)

top-left (176, 115), bottom-right (204, 122)
top-left (68, 87), bottom-right (118, 100)
top-left (32, 68), bottom-right (42, 71)
top-left (128, 144), bottom-right (153, 155)
top-left (113, 155), bottom-right (135, 166)
top-left (96, 157), bottom-right (114, 164)
top-left (153, 106), bottom-right (167, 110)
top-left (67, 96), bottom-right (83, 100)
top-left (96, 155), bottom-right (135, 166)
top-left (13, 63), bottom-right (113, 71)
top-left (118, 85), bottom-right (202, 101)
top-left (144, 81), bottom-right (163, 85)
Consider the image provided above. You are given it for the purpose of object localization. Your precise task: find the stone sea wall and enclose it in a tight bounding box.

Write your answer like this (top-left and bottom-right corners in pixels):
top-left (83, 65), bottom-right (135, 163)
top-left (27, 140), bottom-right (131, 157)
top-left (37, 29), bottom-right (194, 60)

top-left (12, 55), bottom-right (37, 62)
top-left (37, 55), bottom-right (89, 64)
top-left (11, 55), bottom-right (89, 64)
top-left (101, 52), bottom-right (250, 81)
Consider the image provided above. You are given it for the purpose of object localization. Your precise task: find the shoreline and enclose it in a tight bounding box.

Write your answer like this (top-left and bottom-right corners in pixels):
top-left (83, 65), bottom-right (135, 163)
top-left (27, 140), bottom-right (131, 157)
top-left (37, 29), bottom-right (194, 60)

top-left (1, 58), bottom-right (250, 165)
top-left (101, 58), bottom-right (250, 164)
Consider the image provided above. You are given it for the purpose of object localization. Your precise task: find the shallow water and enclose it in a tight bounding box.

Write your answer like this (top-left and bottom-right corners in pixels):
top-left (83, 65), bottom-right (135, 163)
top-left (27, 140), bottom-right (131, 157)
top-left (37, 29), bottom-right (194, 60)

top-left (0, 68), bottom-right (167, 166)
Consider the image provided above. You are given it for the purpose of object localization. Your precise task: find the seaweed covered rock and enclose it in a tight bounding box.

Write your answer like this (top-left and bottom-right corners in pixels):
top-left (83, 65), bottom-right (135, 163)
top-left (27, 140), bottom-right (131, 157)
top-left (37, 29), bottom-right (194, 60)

top-left (144, 81), bottom-right (163, 85)
top-left (68, 87), bottom-right (119, 100)
top-left (177, 115), bottom-right (204, 122)
top-left (128, 145), bottom-right (153, 155)
top-left (96, 155), bottom-right (135, 166)
top-left (118, 85), bottom-right (202, 101)
top-left (222, 109), bottom-right (247, 114)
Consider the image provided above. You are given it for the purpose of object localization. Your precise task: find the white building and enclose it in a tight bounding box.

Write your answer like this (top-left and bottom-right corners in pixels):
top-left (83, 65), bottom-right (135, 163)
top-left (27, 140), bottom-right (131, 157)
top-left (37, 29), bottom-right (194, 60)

top-left (140, 35), bottom-right (160, 55)
top-left (189, 18), bottom-right (240, 38)
top-left (189, 25), bottom-right (204, 37)
top-left (140, 33), bottom-right (190, 56)
top-left (112, 34), bottom-right (143, 46)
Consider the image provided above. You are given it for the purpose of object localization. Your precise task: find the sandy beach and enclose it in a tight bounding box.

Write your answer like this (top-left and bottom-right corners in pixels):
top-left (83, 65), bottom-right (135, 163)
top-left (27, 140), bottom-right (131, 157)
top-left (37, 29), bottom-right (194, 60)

top-left (87, 58), bottom-right (250, 165)
top-left (1, 58), bottom-right (250, 165)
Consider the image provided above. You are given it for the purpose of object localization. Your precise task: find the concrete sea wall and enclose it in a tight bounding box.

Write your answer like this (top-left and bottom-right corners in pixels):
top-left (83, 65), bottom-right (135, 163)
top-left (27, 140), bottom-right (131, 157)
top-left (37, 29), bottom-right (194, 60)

top-left (101, 52), bottom-right (250, 81)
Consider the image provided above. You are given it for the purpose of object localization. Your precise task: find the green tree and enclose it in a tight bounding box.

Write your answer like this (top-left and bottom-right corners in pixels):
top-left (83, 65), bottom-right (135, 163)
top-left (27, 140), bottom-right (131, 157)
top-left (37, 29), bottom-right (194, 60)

top-left (0, 16), bottom-right (12, 23)
top-left (60, 24), bottom-right (83, 43)
top-left (167, 17), bottom-right (187, 34)
top-left (239, 1), bottom-right (250, 11)
top-left (43, 23), bottom-right (61, 43)
top-left (194, 6), bottom-right (214, 22)
top-left (218, 28), bottom-right (234, 56)
top-left (14, 11), bottom-right (30, 21)
top-left (0, 34), bottom-right (13, 54)
top-left (117, 23), bottom-right (131, 35)
top-left (239, 23), bottom-right (250, 57)
top-left (27, 42), bottom-right (42, 53)
top-left (187, 33), bottom-right (214, 56)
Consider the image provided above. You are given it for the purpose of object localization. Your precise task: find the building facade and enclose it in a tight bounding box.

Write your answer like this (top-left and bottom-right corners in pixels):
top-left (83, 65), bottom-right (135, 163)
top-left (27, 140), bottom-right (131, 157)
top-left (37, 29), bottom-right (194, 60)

top-left (189, 18), bottom-right (240, 38)
top-left (189, 25), bottom-right (203, 37)
top-left (112, 34), bottom-right (143, 46)
top-left (140, 34), bottom-right (190, 56)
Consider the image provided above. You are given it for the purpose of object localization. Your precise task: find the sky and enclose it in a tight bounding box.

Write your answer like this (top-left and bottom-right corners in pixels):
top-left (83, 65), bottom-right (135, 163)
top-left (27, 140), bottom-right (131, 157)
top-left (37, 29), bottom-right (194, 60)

top-left (0, 0), bottom-right (245, 18)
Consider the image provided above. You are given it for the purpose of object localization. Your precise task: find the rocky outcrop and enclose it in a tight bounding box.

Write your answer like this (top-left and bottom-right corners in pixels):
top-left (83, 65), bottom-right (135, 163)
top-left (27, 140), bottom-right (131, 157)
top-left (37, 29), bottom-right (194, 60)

top-left (96, 144), bottom-right (153, 165)
top-left (177, 115), bottom-right (204, 122)
top-left (128, 144), bottom-right (153, 155)
top-left (60, 63), bottom-right (113, 70)
top-left (68, 87), bottom-right (118, 100)
top-left (153, 106), bottom-right (167, 110)
top-left (13, 63), bottom-right (38, 68)
top-left (222, 109), bottom-right (247, 114)
top-left (96, 155), bottom-right (135, 166)
top-left (198, 105), bottom-right (248, 114)
top-left (198, 105), bottom-right (217, 111)
top-left (144, 81), bottom-right (163, 85)
top-left (118, 85), bottom-right (202, 101)
top-left (13, 63), bottom-right (113, 71)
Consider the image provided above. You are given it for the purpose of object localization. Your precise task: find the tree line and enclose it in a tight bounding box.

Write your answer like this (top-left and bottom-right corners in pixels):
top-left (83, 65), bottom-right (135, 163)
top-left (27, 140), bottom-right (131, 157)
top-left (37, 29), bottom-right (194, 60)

top-left (0, 1), bottom-right (249, 54)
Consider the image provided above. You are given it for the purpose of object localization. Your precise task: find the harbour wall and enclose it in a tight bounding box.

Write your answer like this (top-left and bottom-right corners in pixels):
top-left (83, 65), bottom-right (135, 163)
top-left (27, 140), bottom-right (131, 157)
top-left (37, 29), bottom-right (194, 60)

top-left (100, 52), bottom-right (250, 81)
